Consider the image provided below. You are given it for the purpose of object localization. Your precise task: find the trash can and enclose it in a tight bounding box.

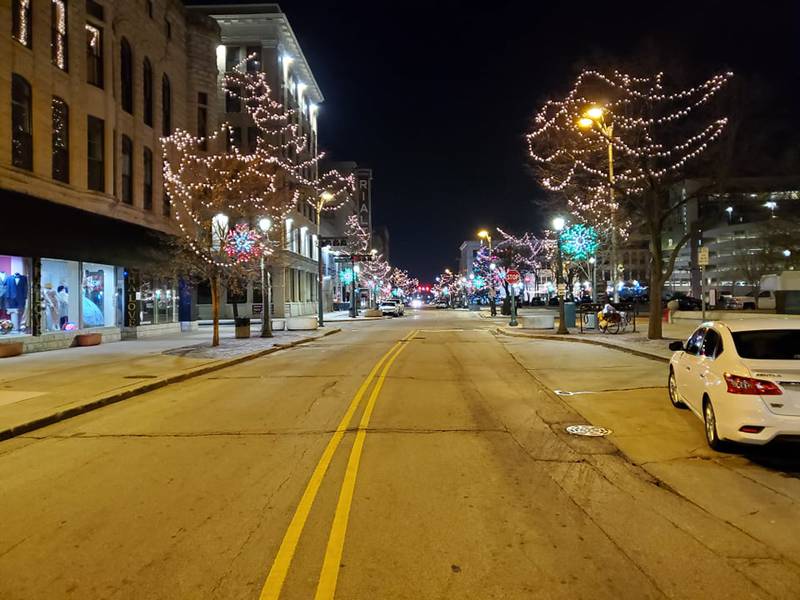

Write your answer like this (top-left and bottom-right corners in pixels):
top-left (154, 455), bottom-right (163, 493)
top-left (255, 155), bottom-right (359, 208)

top-left (564, 302), bottom-right (576, 327)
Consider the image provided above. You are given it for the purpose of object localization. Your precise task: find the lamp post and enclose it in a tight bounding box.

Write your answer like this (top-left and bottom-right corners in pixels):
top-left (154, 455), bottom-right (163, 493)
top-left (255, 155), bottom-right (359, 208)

top-left (258, 217), bottom-right (273, 338)
top-left (351, 264), bottom-right (360, 318)
top-left (589, 256), bottom-right (597, 302)
top-left (553, 216), bottom-right (568, 334)
top-left (478, 229), bottom-right (493, 252)
top-left (578, 106), bottom-right (620, 302)
top-left (315, 191), bottom-right (335, 327)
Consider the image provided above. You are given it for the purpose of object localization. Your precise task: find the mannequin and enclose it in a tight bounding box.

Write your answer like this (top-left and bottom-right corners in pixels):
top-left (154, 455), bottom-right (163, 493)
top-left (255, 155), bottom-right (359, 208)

top-left (57, 285), bottom-right (69, 329)
top-left (0, 271), bottom-right (7, 314)
top-left (43, 283), bottom-right (59, 331)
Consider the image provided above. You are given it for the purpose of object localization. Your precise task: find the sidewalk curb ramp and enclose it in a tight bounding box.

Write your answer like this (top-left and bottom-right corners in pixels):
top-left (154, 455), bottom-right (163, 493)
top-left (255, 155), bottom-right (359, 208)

top-left (496, 327), bottom-right (671, 364)
top-left (0, 328), bottom-right (342, 442)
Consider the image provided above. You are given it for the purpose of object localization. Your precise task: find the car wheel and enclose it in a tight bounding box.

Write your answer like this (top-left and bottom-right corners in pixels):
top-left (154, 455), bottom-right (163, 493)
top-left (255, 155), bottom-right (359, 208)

top-left (703, 397), bottom-right (724, 450)
top-left (668, 369), bottom-right (686, 409)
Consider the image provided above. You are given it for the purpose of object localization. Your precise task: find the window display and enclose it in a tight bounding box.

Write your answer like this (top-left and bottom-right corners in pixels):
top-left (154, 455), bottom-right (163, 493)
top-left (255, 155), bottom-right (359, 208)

top-left (0, 255), bottom-right (31, 336)
top-left (82, 262), bottom-right (116, 328)
top-left (41, 258), bottom-right (79, 331)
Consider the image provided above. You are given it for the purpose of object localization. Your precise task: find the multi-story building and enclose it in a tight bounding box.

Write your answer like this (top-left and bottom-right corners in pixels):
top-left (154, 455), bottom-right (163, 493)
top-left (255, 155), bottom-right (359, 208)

top-left (458, 240), bottom-right (482, 275)
top-left (186, 2), bottom-right (326, 319)
top-left (663, 177), bottom-right (800, 297)
top-left (1, 0), bottom-right (220, 350)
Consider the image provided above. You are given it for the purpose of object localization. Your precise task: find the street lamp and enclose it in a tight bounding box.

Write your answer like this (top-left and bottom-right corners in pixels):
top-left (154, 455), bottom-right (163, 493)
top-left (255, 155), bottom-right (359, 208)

top-left (258, 217), bottom-right (273, 337)
top-left (588, 256), bottom-right (597, 302)
top-left (553, 216), bottom-right (569, 334)
top-left (477, 229), bottom-right (493, 252)
top-left (577, 105), bottom-right (620, 302)
top-left (725, 206), bottom-right (733, 224)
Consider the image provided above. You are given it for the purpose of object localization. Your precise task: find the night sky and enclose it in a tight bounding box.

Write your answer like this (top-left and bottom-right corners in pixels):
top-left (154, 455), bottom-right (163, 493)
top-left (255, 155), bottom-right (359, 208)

top-left (272, 1), bottom-right (799, 281)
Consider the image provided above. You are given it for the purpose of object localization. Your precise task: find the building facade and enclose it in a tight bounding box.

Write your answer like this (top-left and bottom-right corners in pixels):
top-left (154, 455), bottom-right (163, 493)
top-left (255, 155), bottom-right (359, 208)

top-left (186, 2), bottom-right (327, 319)
top-left (663, 177), bottom-right (800, 298)
top-left (1, 0), bottom-right (220, 349)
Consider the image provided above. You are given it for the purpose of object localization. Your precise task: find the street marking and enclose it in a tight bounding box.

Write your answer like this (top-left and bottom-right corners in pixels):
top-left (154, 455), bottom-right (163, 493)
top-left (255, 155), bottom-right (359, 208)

top-left (313, 330), bottom-right (417, 600)
top-left (258, 329), bottom-right (417, 600)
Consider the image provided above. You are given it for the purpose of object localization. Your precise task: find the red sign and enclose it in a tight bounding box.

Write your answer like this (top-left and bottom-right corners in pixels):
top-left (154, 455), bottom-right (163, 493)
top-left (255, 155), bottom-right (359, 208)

top-left (506, 270), bottom-right (521, 284)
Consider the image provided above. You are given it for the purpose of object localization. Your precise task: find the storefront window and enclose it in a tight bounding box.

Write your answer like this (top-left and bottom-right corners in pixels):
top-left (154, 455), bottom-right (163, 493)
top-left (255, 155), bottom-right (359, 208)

top-left (41, 258), bottom-right (80, 332)
top-left (81, 262), bottom-right (116, 328)
top-left (0, 255), bottom-right (31, 336)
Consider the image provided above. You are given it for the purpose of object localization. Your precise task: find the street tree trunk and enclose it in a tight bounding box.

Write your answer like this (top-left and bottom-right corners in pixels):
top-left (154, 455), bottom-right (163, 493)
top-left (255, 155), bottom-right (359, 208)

top-left (210, 274), bottom-right (220, 347)
top-left (648, 276), bottom-right (663, 339)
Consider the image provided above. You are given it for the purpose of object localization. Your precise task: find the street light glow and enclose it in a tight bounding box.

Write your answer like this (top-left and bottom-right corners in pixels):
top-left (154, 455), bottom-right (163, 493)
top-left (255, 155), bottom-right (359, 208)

top-left (258, 217), bottom-right (272, 232)
top-left (321, 191), bottom-right (334, 201)
top-left (477, 230), bottom-right (489, 239)
top-left (552, 216), bottom-right (566, 231)
top-left (584, 106), bottom-right (604, 120)
top-left (577, 117), bottom-right (594, 129)
top-left (784, 249), bottom-right (792, 257)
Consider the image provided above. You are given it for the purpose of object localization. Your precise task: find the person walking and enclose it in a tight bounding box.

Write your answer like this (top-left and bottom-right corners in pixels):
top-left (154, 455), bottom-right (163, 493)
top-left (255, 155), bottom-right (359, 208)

top-left (488, 286), bottom-right (497, 316)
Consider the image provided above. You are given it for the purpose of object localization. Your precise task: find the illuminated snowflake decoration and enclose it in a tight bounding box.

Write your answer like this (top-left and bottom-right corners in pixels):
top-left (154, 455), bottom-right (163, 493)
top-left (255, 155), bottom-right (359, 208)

top-left (224, 223), bottom-right (261, 262)
top-left (559, 224), bottom-right (599, 261)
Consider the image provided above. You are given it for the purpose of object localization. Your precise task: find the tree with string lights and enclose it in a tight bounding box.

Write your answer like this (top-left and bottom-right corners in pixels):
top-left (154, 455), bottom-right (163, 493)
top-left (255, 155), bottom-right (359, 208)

top-left (527, 69), bottom-right (733, 338)
top-left (162, 60), bottom-right (349, 345)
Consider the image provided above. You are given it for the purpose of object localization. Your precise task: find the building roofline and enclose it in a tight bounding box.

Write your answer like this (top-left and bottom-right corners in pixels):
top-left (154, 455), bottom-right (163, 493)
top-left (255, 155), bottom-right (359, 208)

top-left (184, 2), bottom-right (323, 103)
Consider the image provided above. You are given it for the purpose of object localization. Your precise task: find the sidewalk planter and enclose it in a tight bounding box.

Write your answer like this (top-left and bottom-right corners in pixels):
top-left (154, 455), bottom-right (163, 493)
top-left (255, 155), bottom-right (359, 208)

top-left (235, 317), bottom-right (251, 339)
top-left (271, 318), bottom-right (286, 331)
top-left (75, 333), bottom-right (102, 347)
top-left (287, 316), bottom-right (318, 331)
top-left (519, 314), bottom-right (555, 330)
top-left (0, 342), bottom-right (23, 358)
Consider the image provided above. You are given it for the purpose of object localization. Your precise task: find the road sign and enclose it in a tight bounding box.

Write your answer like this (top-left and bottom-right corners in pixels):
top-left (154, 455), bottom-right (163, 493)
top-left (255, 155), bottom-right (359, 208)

top-left (506, 269), bottom-right (521, 284)
top-left (698, 247), bottom-right (709, 267)
top-left (252, 303), bottom-right (263, 315)
top-left (319, 237), bottom-right (348, 248)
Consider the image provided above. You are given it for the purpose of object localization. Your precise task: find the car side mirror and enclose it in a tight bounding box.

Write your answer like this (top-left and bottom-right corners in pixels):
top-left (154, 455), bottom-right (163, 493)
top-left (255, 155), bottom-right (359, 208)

top-left (668, 341), bottom-right (684, 352)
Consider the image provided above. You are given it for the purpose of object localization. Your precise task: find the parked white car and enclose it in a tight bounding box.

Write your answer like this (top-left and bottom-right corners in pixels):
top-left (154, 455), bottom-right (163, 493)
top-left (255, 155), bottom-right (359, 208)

top-left (379, 300), bottom-right (404, 317)
top-left (668, 318), bottom-right (800, 449)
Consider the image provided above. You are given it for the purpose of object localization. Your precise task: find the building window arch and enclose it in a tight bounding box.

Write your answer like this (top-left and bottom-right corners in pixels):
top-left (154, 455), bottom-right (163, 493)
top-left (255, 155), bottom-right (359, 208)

top-left (12, 0), bottom-right (32, 48)
top-left (11, 73), bottom-right (33, 170)
top-left (51, 0), bottom-right (69, 69)
top-left (52, 96), bottom-right (69, 182)
top-left (162, 73), bottom-right (172, 136)
top-left (120, 37), bottom-right (133, 113)
top-left (143, 58), bottom-right (153, 126)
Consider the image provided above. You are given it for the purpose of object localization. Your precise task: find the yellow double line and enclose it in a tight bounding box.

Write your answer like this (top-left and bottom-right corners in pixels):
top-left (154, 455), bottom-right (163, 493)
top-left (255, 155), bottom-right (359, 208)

top-left (259, 329), bottom-right (418, 600)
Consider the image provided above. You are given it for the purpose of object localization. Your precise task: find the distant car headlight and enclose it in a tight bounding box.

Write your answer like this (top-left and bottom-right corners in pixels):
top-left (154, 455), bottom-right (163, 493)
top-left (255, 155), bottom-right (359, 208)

top-left (411, 299), bottom-right (422, 309)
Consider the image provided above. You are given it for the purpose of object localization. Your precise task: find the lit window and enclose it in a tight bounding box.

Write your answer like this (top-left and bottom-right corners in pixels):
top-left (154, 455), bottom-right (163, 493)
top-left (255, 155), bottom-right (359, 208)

top-left (52, 96), bottom-right (69, 182)
top-left (12, 0), bottom-right (32, 48)
top-left (11, 74), bottom-right (33, 170)
top-left (51, 1), bottom-right (68, 70)
top-left (86, 23), bottom-right (104, 87)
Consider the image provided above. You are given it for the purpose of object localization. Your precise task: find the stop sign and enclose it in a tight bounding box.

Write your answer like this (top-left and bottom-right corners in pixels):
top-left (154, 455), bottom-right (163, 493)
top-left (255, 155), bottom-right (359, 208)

top-left (506, 269), bottom-right (521, 284)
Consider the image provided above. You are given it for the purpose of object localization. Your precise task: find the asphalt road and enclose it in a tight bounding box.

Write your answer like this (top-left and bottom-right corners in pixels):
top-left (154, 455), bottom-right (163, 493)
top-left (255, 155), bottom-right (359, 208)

top-left (2, 309), bottom-right (799, 599)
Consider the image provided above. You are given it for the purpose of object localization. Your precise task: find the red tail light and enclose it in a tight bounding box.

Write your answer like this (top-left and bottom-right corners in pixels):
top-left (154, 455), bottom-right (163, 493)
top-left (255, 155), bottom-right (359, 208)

top-left (724, 373), bottom-right (782, 396)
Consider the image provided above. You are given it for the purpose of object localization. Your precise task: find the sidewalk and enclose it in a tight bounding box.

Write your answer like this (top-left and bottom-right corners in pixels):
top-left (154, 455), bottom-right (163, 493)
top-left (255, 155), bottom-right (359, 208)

top-left (0, 325), bottom-right (340, 441)
top-left (480, 307), bottom-right (697, 362)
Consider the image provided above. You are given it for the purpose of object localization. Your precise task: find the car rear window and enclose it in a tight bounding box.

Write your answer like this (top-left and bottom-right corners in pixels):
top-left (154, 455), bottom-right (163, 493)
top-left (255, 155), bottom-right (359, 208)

top-left (732, 330), bottom-right (800, 360)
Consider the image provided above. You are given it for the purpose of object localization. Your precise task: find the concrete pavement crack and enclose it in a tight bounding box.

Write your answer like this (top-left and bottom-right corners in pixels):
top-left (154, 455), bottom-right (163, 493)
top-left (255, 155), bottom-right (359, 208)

top-left (209, 473), bottom-right (292, 596)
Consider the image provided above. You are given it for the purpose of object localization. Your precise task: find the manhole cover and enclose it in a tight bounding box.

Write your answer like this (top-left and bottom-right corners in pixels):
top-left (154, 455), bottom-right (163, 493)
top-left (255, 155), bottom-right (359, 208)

top-left (565, 425), bottom-right (612, 437)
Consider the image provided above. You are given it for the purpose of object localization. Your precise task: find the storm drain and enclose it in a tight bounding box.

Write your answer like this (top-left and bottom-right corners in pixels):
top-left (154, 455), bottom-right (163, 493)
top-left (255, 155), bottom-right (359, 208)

top-left (565, 424), bottom-right (612, 437)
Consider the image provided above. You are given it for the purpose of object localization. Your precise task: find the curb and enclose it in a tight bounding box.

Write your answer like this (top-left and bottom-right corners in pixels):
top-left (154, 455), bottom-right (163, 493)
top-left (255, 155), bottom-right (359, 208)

top-left (0, 328), bottom-right (342, 442)
top-left (496, 327), bottom-right (671, 364)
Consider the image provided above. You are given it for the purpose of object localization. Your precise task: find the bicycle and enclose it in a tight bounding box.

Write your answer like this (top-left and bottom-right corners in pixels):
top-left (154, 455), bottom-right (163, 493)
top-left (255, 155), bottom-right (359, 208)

top-left (598, 310), bottom-right (631, 334)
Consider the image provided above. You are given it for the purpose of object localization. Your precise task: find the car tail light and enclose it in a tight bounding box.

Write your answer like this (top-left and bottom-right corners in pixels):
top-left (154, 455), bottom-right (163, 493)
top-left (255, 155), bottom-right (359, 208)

top-left (739, 425), bottom-right (765, 434)
top-left (724, 373), bottom-right (782, 396)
